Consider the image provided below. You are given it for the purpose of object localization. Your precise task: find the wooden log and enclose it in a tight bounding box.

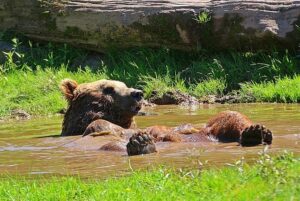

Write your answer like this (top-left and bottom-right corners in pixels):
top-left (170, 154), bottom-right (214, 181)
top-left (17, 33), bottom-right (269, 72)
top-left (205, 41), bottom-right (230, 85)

top-left (0, 0), bottom-right (299, 52)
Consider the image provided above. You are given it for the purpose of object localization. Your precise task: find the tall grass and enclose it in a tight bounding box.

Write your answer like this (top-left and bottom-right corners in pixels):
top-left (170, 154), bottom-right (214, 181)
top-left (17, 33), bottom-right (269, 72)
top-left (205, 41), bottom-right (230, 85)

top-left (191, 78), bottom-right (226, 97)
top-left (105, 49), bottom-right (299, 91)
top-left (140, 72), bottom-right (188, 98)
top-left (240, 75), bottom-right (300, 103)
top-left (0, 36), bottom-right (299, 117)
top-left (0, 67), bottom-right (107, 117)
top-left (0, 152), bottom-right (299, 200)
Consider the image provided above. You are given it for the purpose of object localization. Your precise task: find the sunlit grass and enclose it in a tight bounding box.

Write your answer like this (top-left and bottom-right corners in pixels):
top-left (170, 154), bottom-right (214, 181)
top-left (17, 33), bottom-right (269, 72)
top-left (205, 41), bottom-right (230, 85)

top-left (140, 72), bottom-right (188, 98)
top-left (191, 78), bottom-right (226, 97)
top-left (0, 152), bottom-right (299, 201)
top-left (0, 67), bottom-right (108, 117)
top-left (240, 75), bottom-right (300, 103)
top-left (0, 37), bottom-right (299, 117)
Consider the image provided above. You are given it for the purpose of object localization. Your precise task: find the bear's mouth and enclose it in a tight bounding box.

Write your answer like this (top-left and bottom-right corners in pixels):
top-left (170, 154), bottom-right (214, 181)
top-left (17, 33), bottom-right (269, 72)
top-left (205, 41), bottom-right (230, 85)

top-left (131, 104), bottom-right (142, 114)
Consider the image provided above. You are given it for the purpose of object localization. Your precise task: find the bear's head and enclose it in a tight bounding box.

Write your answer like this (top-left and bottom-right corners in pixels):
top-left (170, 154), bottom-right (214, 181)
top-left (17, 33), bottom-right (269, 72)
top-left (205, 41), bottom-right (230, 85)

top-left (60, 79), bottom-right (143, 136)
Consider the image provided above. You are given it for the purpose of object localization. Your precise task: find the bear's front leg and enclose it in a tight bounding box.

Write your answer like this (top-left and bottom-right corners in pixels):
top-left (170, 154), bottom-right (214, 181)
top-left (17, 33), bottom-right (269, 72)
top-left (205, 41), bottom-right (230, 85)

top-left (82, 119), bottom-right (124, 137)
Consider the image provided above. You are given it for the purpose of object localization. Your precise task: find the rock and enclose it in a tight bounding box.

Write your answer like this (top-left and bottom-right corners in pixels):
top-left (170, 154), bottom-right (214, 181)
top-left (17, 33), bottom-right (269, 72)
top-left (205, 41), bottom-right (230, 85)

top-left (0, 40), bottom-right (30, 64)
top-left (10, 109), bottom-right (31, 120)
top-left (0, 41), bottom-right (13, 52)
top-left (70, 52), bottom-right (103, 70)
top-left (137, 111), bottom-right (158, 116)
top-left (238, 94), bottom-right (256, 103)
top-left (199, 93), bottom-right (256, 104)
top-left (141, 99), bottom-right (156, 107)
top-left (0, 0), bottom-right (299, 52)
top-left (0, 41), bottom-right (14, 63)
top-left (149, 90), bottom-right (199, 105)
top-left (215, 95), bottom-right (240, 104)
top-left (199, 95), bottom-right (217, 104)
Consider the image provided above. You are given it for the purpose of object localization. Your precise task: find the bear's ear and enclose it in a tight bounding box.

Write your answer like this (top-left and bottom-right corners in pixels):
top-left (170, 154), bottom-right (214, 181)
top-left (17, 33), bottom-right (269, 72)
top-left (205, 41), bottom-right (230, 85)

top-left (60, 79), bottom-right (78, 102)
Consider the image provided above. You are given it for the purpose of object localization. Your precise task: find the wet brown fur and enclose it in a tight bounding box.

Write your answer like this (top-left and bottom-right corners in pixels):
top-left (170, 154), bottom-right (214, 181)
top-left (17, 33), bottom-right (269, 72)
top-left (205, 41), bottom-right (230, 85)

top-left (91, 111), bottom-right (255, 145)
top-left (79, 111), bottom-right (260, 152)
top-left (60, 79), bottom-right (143, 136)
top-left (205, 111), bottom-right (252, 142)
top-left (60, 79), bottom-right (78, 103)
top-left (141, 111), bottom-right (252, 143)
top-left (146, 111), bottom-right (254, 143)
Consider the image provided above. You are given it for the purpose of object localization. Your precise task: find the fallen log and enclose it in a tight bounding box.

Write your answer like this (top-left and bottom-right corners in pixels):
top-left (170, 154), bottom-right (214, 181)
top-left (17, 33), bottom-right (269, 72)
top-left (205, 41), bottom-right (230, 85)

top-left (0, 0), bottom-right (299, 52)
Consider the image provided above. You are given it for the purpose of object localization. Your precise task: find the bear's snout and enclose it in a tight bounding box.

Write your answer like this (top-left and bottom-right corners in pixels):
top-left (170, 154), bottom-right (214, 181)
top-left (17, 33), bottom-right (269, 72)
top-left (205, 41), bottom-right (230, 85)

top-left (131, 90), bottom-right (143, 101)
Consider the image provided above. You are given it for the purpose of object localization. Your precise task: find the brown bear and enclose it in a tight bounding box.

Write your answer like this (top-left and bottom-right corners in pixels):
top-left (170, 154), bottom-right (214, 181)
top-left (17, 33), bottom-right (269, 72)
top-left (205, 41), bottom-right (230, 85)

top-left (126, 111), bottom-right (272, 155)
top-left (60, 79), bottom-right (272, 156)
top-left (60, 79), bottom-right (143, 136)
top-left (81, 111), bottom-right (272, 156)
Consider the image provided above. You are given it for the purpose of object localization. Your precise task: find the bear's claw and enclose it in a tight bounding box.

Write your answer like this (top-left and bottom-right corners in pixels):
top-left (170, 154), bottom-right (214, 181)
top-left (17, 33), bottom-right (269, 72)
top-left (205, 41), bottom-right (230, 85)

top-left (240, 124), bottom-right (273, 146)
top-left (127, 132), bottom-right (157, 156)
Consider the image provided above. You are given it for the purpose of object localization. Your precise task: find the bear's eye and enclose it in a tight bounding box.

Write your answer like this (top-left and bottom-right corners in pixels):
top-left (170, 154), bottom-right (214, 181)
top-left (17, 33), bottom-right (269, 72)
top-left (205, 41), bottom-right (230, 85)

top-left (103, 87), bottom-right (115, 95)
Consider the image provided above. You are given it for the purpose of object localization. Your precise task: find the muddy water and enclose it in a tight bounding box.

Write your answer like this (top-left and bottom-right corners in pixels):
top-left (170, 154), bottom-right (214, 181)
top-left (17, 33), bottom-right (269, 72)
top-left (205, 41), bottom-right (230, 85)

top-left (0, 104), bottom-right (299, 178)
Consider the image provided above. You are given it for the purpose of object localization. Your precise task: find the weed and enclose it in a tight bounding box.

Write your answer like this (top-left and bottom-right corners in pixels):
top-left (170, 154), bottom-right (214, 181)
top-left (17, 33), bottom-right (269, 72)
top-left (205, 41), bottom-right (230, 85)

top-left (195, 11), bottom-right (211, 24)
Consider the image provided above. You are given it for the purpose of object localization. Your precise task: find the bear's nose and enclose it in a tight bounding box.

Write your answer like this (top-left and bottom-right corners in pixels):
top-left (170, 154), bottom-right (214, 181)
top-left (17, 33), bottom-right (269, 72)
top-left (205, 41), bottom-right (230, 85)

top-left (131, 90), bottom-right (143, 100)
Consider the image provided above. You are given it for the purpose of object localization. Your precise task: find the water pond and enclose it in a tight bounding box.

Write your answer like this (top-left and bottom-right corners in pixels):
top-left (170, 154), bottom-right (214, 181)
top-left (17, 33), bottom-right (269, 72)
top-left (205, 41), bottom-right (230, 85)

top-left (0, 104), bottom-right (299, 178)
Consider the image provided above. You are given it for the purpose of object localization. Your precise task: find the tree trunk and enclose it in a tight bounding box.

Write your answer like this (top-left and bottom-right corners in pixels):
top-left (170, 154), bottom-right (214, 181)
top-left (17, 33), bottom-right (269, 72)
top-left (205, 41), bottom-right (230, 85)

top-left (0, 0), bottom-right (299, 52)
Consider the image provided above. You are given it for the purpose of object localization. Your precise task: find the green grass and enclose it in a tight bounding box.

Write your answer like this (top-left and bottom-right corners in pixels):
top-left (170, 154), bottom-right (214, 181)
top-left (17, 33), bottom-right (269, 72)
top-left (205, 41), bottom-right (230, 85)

top-left (141, 72), bottom-right (188, 98)
top-left (194, 11), bottom-right (211, 24)
top-left (191, 78), bottom-right (226, 97)
top-left (0, 152), bottom-right (299, 200)
top-left (0, 37), bottom-right (299, 117)
top-left (240, 75), bottom-right (300, 103)
top-left (0, 67), bottom-right (108, 117)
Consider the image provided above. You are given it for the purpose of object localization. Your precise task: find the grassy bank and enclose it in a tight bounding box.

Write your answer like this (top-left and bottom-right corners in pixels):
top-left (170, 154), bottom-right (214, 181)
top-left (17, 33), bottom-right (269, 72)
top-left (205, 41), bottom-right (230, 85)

top-left (0, 37), bottom-right (299, 117)
top-left (0, 152), bottom-right (299, 200)
top-left (240, 75), bottom-right (300, 103)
